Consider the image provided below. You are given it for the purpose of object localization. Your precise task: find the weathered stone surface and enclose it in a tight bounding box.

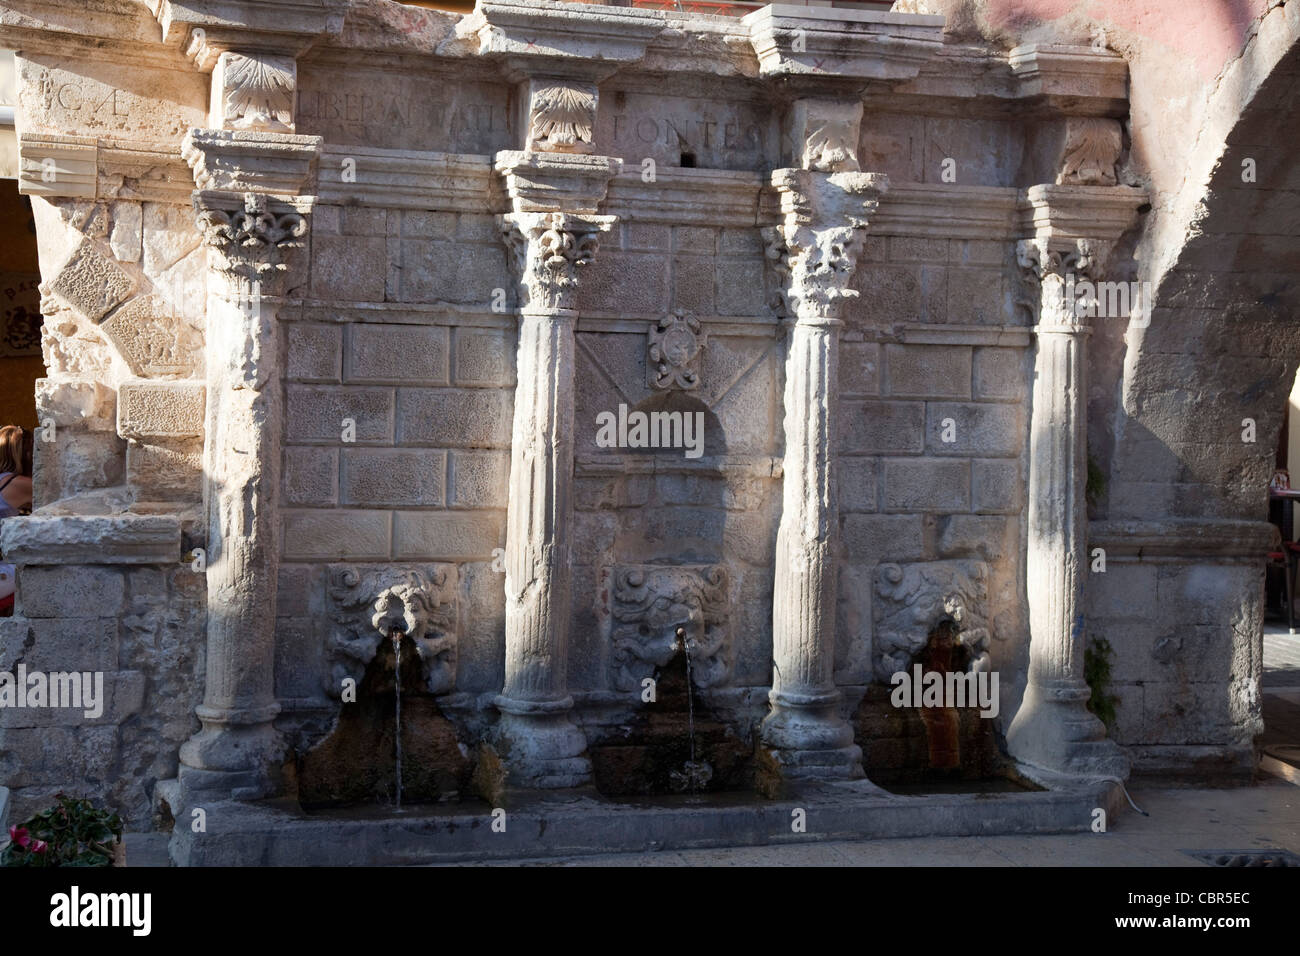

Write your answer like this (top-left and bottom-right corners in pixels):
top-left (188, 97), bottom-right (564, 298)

top-left (101, 296), bottom-right (204, 378)
top-left (49, 238), bottom-right (135, 321)
top-left (0, 514), bottom-right (182, 565)
top-left (6, 0), bottom-right (1290, 851)
top-left (117, 381), bottom-right (206, 440)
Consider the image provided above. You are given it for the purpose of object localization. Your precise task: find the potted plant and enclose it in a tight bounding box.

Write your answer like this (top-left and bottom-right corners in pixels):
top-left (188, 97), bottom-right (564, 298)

top-left (2, 793), bottom-right (124, 867)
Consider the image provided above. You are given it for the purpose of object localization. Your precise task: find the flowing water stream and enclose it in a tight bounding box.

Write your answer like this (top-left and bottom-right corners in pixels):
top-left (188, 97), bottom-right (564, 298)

top-left (391, 627), bottom-right (404, 811)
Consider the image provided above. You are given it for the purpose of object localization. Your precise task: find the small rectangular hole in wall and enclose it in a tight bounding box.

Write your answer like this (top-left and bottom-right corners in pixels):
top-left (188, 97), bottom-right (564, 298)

top-left (680, 152), bottom-right (696, 168)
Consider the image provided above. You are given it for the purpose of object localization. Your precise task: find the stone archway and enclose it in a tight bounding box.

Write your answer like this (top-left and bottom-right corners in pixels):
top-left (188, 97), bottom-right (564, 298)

top-left (1092, 4), bottom-right (1300, 779)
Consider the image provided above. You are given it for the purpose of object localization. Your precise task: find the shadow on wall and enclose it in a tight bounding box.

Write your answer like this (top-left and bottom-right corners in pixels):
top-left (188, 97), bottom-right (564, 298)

top-left (0, 182), bottom-right (43, 431)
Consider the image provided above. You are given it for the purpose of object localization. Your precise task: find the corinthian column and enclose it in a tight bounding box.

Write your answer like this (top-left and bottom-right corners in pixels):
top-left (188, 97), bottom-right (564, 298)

top-left (494, 147), bottom-right (619, 788)
top-left (173, 46), bottom-right (321, 801)
top-left (1007, 234), bottom-right (1130, 777)
top-left (761, 100), bottom-right (887, 779)
top-left (179, 186), bottom-right (312, 801)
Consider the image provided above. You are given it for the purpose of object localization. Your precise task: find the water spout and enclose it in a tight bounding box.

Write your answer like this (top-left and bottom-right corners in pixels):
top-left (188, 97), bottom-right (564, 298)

top-left (670, 624), bottom-right (713, 793)
top-left (391, 625), bottom-right (404, 811)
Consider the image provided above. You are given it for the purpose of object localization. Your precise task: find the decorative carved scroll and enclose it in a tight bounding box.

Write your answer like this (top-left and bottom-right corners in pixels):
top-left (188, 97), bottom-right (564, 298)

top-left (193, 191), bottom-right (309, 284)
top-left (600, 564), bottom-right (731, 692)
top-left (648, 310), bottom-right (705, 390)
top-left (873, 560), bottom-right (992, 683)
top-left (1015, 236), bottom-right (1115, 326)
top-left (326, 564), bottom-right (459, 696)
top-left (499, 210), bottom-right (614, 313)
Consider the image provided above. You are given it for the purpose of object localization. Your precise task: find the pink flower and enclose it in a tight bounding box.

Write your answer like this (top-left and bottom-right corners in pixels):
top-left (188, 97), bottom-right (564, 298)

top-left (8, 826), bottom-right (30, 849)
top-left (30, 839), bottom-right (48, 854)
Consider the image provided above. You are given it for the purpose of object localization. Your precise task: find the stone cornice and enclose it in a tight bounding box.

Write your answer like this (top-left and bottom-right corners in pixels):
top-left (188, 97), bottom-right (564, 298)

top-left (870, 183), bottom-right (1019, 239)
top-left (18, 133), bottom-right (195, 204)
top-left (743, 4), bottom-right (944, 83)
top-left (1009, 44), bottom-right (1130, 107)
top-left (605, 167), bottom-right (760, 226)
top-left (454, 0), bottom-right (668, 82)
top-left (1089, 519), bottom-right (1276, 560)
top-left (0, 0), bottom-right (186, 69)
top-left (317, 145), bottom-right (496, 212)
top-left (183, 127), bottom-right (323, 194)
top-left (495, 149), bottom-right (621, 214)
top-left (1018, 183), bottom-right (1148, 241)
top-left (0, 512), bottom-right (184, 565)
top-left (152, 0), bottom-right (349, 69)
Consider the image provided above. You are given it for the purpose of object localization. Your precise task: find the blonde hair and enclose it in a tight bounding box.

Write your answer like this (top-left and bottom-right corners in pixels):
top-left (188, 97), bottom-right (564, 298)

top-left (0, 426), bottom-right (27, 476)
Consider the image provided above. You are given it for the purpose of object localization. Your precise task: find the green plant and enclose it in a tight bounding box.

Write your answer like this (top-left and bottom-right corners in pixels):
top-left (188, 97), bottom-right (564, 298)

top-left (2, 793), bottom-right (123, 867)
top-left (1086, 454), bottom-right (1108, 507)
top-left (1084, 637), bottom-right (1119, 731)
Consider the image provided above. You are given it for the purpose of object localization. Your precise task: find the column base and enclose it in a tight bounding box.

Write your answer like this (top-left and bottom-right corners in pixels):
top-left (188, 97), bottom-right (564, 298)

top-left (494, 695), bottom-right (592, 789)
top-left (177, 703), bottom-right (283, 803)
top-left (1007, 680), bottom-right (1130, 778)
top-left (760, 689), bottom-right (864, 780)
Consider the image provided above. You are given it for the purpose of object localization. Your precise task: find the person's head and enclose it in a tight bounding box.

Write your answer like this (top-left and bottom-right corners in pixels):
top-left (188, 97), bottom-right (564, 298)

top-left (0, 426), bottom-right (32, 477)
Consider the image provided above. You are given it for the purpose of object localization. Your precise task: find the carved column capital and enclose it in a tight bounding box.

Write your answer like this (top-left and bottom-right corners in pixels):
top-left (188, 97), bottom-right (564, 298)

top-left (1016, 236), bottom-right (1113, 283)
top-left (193, 189), bottom-right (311, 288)
top-left (766, 168), bottom-right (888, 322)
top-left (498, 210), bottom-right (615, 314)
top-left (1016, 236), bottom-right (1114, 331)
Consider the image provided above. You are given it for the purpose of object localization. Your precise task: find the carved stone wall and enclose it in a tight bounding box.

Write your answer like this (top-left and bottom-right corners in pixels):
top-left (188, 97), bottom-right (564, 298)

top-left (6, 0), bottom-right (1248, 824)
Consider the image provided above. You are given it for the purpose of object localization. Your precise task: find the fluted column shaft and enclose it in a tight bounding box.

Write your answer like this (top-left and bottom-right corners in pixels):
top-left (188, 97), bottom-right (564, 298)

top-left (492, 149), bottom-right (619, 787)
top-left (180, 189), bottom-right (311, 801)
top-left (760, 164), bottom-right (886, 779)
top-left (1007, 236), bottom-right (1128, 777)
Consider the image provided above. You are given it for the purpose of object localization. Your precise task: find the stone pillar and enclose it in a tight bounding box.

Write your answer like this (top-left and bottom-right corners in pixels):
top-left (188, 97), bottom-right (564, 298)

top-left (494, 145), bottom-right (619, 788)
top-left (178, 186), bottom-right (312, 801)
top-left (760, 100), bottom-right (887, 779)
top-left (1007, 233), bottom-right (1128, 778)
top-left (175, 45), bottom-right (320, 802)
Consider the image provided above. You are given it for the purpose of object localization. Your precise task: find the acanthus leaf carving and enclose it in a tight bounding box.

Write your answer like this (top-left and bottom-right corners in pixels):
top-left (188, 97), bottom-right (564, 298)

top-left (648, 309), bottom-right (705, 391)
top-left (873, 560), bottom-right (992, 684)
top-left (498, 210), bottom-right (614, 313)
top-left (1016, 236), bottom-right (1114, 327)
top-left (194, 190), bottom-right (310, 286)
top-left (766, 168), bottom-right (887, 321)
top-left (600, 565), bottom-right (732, 693)
top-left (527, 83), bottom-right (597, 154)
top-left (326, 564), bottom-right (459, 697)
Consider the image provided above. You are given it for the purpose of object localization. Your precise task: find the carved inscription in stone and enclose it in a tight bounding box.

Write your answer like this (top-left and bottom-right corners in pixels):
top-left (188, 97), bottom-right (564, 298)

top-left (49, 238), bottom-right (136, 322)
top-left (19, 61), bottom-right (206, 139)
top-left (595, 94), bottom-right (772, 170)
top-left (100, 295), bottom-right (204, 378)
top-left (296, 71), bottom-right (511, 153)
